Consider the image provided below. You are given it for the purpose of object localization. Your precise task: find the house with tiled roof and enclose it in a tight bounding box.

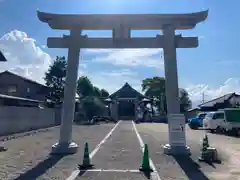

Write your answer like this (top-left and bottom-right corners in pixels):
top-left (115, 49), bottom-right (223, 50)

top-left (198, 92), bottom-right (240, 111)
top-left (0, 71), bottom-right (50, 102)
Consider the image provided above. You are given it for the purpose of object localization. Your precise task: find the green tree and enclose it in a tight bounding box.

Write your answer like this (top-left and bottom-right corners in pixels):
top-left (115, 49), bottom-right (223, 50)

top-left (142, 77), bottom-right (165, 99)
top-left (76, 76), bottom-right (109, 99)
top-left (141, 77), bottom-right (192, 113)
top-left (100, 89), bottom-right (109, 98)
top-left (76, 76), bottom-right (109, 121)
top-left (142, 77), bottom-right (166, 112)
top-left (44, 56), bottom-right (67, 104)
top-left (93, 86), bottom-right (101, 97)
top-left (81, 96), bottom-right (106, 120)
top-left (179, 88), bottom-right (192, 112)
top-left (76, 76), bottom-right (94, 98)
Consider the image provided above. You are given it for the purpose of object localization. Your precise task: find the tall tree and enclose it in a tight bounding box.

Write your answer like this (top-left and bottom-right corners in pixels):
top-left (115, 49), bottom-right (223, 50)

top-left (93, 86), bottom-right (101, 97)
top-left (100, 89), bottom-right (109, 98)
top-left (142, 77), bottom-right (166, 113)
top-left (76, 76), bottom-right (110, 99)
top-left (44, 56), bottom-right (67, 104)
top-left (75, 76), bottom-right (108, 120)
top-left (141, 77), bottom-right (192, 113)
top-left (76, 76), bottom-right (94, 98)
top-left (179, 88), bottom-right (192, 112)
top-left (142, 77), bottom-right (165, 99)
top-left (81, 96), bottom-right (105, 120)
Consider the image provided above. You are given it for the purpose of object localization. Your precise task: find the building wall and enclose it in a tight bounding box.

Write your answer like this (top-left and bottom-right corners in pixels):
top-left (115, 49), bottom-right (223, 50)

top-left (186, 109), bottom-right (200, 119)
top-left (229, 95), bottom-right (240, 105)
top-left (0, 106), bottom-right (58, 136)
top-left (0, 73), bottom-right (48, 101)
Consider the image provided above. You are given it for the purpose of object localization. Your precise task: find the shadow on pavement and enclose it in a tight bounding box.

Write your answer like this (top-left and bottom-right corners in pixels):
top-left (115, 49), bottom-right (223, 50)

top-left (14, 154), bottom-right (65, 180)
top-left (78, 170), bottom-right (87, 177)
top-left (173, 155), bottom-right (210, 180)
top-left (142, 171), bottom-right (151, 179)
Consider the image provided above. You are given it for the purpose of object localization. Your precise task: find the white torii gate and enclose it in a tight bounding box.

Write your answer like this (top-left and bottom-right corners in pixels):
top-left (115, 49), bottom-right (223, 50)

top-left (37, 10), bottom-right (208, 155)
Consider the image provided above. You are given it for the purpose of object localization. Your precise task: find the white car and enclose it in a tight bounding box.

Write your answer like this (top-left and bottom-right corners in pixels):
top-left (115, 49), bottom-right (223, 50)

top-left (203, 111), bottom-right (225, 133)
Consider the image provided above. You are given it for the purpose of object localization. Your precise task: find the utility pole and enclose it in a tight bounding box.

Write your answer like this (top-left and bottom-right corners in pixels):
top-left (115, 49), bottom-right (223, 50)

top-left (202, 92), bottom-right (205, 103)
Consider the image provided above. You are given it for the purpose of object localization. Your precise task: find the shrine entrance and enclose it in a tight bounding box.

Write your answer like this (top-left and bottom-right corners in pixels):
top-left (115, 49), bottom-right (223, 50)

top-left (108, 82), bottom-right (146, 120)
top-left (37, 10), bottom-right (208, 155)
top-left (118, 100), bottom-right (135, 119)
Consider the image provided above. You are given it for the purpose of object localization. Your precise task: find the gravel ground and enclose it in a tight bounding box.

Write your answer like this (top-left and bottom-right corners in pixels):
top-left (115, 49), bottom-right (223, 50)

top-left (0, 123), bottom-right (115, 180)
top-left (136, 123), bottom-right (240, 180)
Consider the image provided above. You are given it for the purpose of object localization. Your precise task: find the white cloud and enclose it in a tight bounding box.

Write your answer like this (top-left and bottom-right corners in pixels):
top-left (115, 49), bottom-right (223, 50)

top-left (186, 78), bottom-right (240, 107)
top-left (0, 30), bottom-right (52, 84)
top-left (87, 49), bottom-right (164, 69)
top-left (0, 30), bottom-right (88, 85)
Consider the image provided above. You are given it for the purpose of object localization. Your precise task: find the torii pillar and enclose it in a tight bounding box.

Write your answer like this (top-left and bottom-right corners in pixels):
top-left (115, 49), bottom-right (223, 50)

top-left (162, 25), bottom-right (189, 154)
top-left (51, 29), bottom-right (80, 154)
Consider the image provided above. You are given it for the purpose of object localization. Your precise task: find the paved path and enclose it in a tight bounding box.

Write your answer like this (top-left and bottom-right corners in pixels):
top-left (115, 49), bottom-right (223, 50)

top-left (1, 121), bottom-right (240, 180)
top-left (91, 121), bottom-right (143, 169)
top-left (73, 121), bottom-right (160, 180)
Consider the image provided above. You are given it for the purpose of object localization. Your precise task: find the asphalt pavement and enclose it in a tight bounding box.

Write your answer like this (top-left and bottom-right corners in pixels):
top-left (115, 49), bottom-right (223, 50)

top-left (3, 120), bottom-right (232, 179)
top-left (91, 121), bottom-right (143, 169)
top-left (75, 121), bottom-right (161, 180)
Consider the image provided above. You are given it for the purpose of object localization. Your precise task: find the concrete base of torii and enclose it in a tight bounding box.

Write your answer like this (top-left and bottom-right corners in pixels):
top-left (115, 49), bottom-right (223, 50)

top-left (51, 142), bottom-right (78, 155)
top-left (163, 114), bottom-right (191, 155)
top-left (163, 144), bottom-right (191, 155)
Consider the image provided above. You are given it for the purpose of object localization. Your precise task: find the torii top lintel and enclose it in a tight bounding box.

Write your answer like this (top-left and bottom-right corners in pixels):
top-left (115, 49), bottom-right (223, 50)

top-left (37, 10), bottom-right (208, 30)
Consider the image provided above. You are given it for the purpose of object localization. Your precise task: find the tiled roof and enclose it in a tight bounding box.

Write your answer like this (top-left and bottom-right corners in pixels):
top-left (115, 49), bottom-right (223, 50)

top-left (0, 94), bottom-right (42, 102)
top-left (0, 71), bottom-right (48, 88)
top-left (198, 93), bottom-right (237, 108)
top-left (188, 107), bottom-right (200, 112)
top-left (109, 82), bottom-right (145, 99)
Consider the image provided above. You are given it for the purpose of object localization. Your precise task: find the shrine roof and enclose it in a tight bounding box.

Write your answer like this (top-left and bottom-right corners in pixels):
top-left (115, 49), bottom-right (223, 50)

top-left (109, 82), bottom-right (145, 99)
top-left (37, 10), bottom-right (208, 30)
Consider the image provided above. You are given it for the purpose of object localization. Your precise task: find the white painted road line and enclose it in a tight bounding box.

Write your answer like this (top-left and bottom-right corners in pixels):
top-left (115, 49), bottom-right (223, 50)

top-left (66, 120), bottom-right (122, 180)
top-left (89, 120), bottom-right (122, 158)
top-left (132, 121), bottom-right (162, 180)
top-left (86, 169), bottom-right (140, 173)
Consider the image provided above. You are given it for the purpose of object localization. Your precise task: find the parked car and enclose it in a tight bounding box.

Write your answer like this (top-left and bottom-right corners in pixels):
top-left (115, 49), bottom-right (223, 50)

top-left (188, 112), bottom-right (207, 129)
top-left (91, 116), bottom-right (116, 123)
top-left (203, 108), bottom-right (240, 135)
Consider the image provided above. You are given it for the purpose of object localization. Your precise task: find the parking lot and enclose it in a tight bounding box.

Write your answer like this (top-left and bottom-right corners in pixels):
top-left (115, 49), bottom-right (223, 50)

top-left (0, 121), bottom-right (240, 180)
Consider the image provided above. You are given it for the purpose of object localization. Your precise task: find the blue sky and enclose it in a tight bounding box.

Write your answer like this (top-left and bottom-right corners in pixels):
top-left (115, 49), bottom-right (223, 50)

top-left (0, 0), bottom-right (240, 106)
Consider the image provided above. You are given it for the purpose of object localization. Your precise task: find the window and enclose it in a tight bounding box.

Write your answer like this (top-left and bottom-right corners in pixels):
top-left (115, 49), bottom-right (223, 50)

top-left (213, 113), bottom-right (224, 119)
top-left (206, 113), bottom-right (214, 118)
top-left (27, 88), bottom-right (30, 93)
top-left (8, 85), bottom-right (17, 93)
top-left (198, 113), bottom-right (207, 119)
